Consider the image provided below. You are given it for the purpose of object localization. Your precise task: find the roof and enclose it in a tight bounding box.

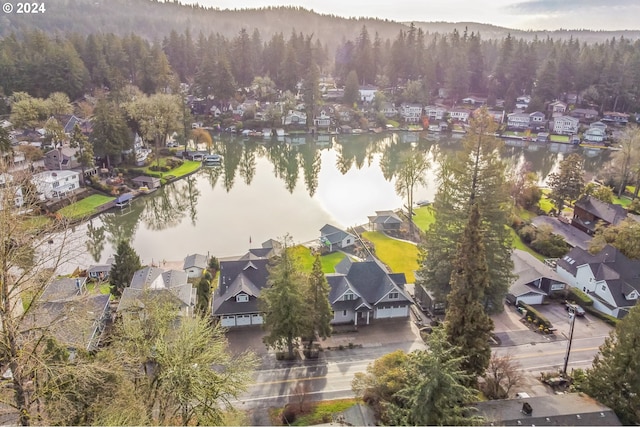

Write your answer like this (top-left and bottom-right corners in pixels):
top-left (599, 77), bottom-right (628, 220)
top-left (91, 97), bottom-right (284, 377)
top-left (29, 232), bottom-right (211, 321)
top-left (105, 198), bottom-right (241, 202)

top-left (132, 176), bottom-right (161, 183)
top-left (238, 247), bottom-right (275, 260)
top-left (574, 195), bottom-right (628, 226)
top-left (129, 266), bottom-right (188, 290)
top-left (183, 253), bottom-right (208, 270)
top-left (212, 256), bottom-right (270, 316)
top-left (32, 170), bottom-right (80, 183)
top-left (40, 277), bottom-right (87, 302)
top-left (368, 210), bottom-right (402, 224)
top-left (320, 224), bottom-right (355, 245)
top-left (510, 249), bottom-right (565, 297)
top-left (475, 393), bottom-right (621, 426)
top-left (117, 285), bottom-right (195, 313)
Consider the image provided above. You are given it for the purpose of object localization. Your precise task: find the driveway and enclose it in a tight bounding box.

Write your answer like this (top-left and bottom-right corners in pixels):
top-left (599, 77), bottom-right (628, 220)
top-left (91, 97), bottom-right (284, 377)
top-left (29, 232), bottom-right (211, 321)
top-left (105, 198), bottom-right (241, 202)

top-left (533, 300), bottom-right (613, 340)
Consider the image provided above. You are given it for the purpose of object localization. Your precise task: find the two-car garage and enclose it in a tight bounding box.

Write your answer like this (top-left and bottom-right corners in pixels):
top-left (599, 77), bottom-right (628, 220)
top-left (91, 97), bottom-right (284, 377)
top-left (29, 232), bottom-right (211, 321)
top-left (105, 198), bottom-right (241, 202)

top-left (375, 304), bottom-right (409, 319)
top-left (220, 313), bottom-right (264, 327)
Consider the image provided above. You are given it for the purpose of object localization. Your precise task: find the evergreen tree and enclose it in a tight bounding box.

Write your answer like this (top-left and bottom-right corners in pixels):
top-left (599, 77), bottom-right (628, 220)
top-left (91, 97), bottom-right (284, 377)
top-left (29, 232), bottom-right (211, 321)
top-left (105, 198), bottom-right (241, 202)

top-left (0, 126), bottom-right (11, 154)
top-left (344, 70), bottom-right (360, 106)
top-left (259, 236), bottom-right (307, 359)
top-left (69, 123), bottom-right (94, 184)
top-left (110, 240), bottom-right (142, 297)
top-left (547, 153), bottom-right (585, 213)
top-left (90, 99), bottom-right (131, 167)
top-left (417, 107), bottom-right (513, 313)
top-left (195, 271), bottom-right (212, 316)
top-left (584, 305), bottom-right (640, 425)
top-left (445, 203), bottom-right (494, 382)
top-left (303, 255), bottom-right (333, 350)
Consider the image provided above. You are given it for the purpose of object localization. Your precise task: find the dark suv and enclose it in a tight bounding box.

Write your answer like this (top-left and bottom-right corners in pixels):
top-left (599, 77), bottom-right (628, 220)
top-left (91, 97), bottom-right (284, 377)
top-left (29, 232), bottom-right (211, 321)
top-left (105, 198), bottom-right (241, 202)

top-left (565, 303), bottom-right (585, 317)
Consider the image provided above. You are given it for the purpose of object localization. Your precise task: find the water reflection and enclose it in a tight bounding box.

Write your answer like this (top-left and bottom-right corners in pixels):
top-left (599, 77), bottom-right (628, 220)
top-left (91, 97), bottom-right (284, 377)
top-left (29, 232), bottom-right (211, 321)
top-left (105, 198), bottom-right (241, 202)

top-left (83, 132), bottom-right (612, 263)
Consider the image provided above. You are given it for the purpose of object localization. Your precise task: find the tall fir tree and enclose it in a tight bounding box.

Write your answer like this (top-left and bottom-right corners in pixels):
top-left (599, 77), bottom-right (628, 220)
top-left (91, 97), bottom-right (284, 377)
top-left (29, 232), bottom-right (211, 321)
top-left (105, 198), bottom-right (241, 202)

top-left (303, 254), bottom-right (333, 349)
top-left (416, 107), bottom-right (513, 313)
top-left (110, 240), bottom-right (142, 297)
top-left (445, 203), bottom-right (494, 382)
top-left (547, 153), bottom-right (585, 213)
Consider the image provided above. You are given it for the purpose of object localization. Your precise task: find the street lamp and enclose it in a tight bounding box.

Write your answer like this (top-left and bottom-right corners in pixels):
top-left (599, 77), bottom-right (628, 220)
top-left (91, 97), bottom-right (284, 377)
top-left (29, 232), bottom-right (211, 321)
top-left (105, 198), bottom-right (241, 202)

top-left (562, 310), bottom-right (576, 377)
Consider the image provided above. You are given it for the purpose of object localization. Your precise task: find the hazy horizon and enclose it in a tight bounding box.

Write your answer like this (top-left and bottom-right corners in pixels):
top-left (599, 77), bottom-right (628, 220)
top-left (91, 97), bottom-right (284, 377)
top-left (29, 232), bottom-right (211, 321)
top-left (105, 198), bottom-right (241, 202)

top-left (180, 0), bottom-right (640, 31)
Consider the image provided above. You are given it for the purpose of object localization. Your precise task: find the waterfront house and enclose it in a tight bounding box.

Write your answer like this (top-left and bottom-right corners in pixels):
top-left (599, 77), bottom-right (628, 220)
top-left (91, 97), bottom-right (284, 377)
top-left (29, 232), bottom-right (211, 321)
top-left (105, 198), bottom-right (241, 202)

top-left (529, 111), bottom-right (547, 131)
top-left (87, 258), bottom-right (114, 280)
top-left (570, 108), bottom-right (599, 122)
top-left (326, 257), bottom-right (411, 325)
top-left (117, 266), bottom-right (196, 317)
top-left (507, 112), bottom-right (530, 130)
top-left (552, 115), bottom-right (580, 135)
top-left (602, 112), bottom-right (629, 125)
top-left (476, 108), bottom-right (504, 124)
top-left (548, 100), bottom-right (567, 117)
top-left (282, 110), bottom-right (307, 126)
top-left (515, 95), bottom-right (531, 109)
top-left (32, 170), bottom-right (80, 199)
top-left (183, 253), bottom-right (208, 279)
top-left (556, 244), bottom-right (639, 318)
top-left (44, 146), bottom-right (80, 170)
top-left (571, 195), bottom-right (628, 235)
top-left (399, 103), bottom-right (423, 123)
top-left (319, 224), bottom-right (356, 252)
top-left (368, 210), bottom-right (403, 231)
top-left (314, 105), bottom-right (335, 128)
top-left (132, 175), bottom-right (161, 190)
top-left (506, 250), bottom-right (567, 306)
top-left (448, 108), bottom-right (470, 123)
top-left (583, 126), bottom-right (606, 143)
top-left (424, 105), bottom-right (447, 121)
top-left (358, 85), bottom-right (378, 103)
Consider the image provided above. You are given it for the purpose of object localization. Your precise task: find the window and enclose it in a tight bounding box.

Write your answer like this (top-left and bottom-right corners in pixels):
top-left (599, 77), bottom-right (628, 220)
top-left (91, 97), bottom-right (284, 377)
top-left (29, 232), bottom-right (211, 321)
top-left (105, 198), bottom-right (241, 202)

top-left (52, 181), bottom-right (59, 188)
top-left (389, 292), bottom-right (399, 299)
top-left (346, 239), bottom-right (351, 244)
top-left (344, 293), bottom-right (355, 301)
top-left (236, 293), bottom-right (249, 302)
top-left (342, 310), bottom-right (347, 316)
top-left (601, 284), bottom-right (606, 292)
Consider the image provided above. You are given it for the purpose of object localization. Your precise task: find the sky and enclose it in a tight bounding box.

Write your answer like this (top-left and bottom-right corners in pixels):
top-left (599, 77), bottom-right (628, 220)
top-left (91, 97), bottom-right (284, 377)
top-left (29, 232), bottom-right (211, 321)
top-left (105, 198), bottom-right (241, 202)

top-left (182, 0), bottom-right (640, 31)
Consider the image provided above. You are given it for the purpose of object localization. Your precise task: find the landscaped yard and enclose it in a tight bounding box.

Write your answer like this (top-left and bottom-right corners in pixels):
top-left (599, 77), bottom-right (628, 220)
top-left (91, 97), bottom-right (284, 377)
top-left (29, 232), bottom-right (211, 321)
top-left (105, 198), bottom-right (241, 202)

top-left (509, 227), bottom-right (545, 261)
top-left (549, 134), bottom-right (570, 143)
top-left (290, 245), bottom-right (346, 274)
top-left (58, 194), bottom-right (115, 220)
top-left (272, 398), bottom-right (357, 426)
top-left (134, 159), bottom-right (201, 179)
top-left (361, 231), bottom-right (419, 283)
top-left (413, 206), bottom-right (436, 231)
top-left (537, 189), bottom-right (554, 214)
top-left (87, 282), bottom-right (111, 295)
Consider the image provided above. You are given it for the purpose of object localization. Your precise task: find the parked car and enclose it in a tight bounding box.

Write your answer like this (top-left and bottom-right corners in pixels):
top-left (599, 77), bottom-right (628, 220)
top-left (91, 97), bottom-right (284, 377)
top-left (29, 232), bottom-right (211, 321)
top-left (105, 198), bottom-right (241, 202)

top-left (565, 303), bottom-right (585, 317)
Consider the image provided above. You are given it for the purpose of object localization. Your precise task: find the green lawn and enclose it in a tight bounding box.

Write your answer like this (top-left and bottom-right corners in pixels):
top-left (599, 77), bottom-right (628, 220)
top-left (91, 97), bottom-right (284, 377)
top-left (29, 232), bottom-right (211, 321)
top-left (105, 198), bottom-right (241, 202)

top-left (135, 159), bottom-right (201, 179)
top-left (612, 195), bottom-right (632, 207)
top-left (413, 206), bottom-right (436, 231)
top-left (291, 399), bottom-right (358, 426)
top-left (87, 282), bottom-right (111, 295)
top-left (538, 189), bottom-right (554, 214)
top-left (514, 206), bottom-right (536, 221)
top-left (58, 194), bottom-right (115, 220)
top-left (362, 231), bottom-right (419, 283)
top-left (509, 227), bottom-right (545, 261)
top-left (549, 134), bottom-right (570, 143)
top-left (290, 245), bottom-right (346, 274)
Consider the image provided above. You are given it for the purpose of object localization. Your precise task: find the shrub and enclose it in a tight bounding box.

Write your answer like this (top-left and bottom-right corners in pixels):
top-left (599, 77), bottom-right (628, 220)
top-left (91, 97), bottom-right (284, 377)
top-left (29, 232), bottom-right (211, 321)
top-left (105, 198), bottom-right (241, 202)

top-left (567, 287), bottom-right (593, 306)
top-left (517, 224), bottom-right (537, 244)
top-left (583, 305), bottom-right (619, 326)
top-left (518, 303), bottom-right (553, 329)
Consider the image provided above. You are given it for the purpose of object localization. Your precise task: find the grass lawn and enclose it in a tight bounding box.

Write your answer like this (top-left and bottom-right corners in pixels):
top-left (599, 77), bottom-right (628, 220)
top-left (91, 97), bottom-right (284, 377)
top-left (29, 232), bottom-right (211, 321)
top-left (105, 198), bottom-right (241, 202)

top-left (549, 134), bottom-right (570, 143)
top-left (537, 189), bottom-right (554, 214)
top-left (361, 231), bottom-right (419, 283)
top-left (58, 194), bottom-right (115, 220)
top-left (87, 282), bottom-right (111, 295)
top-left (514, 206), bottom-right (536, 221)
top-left (290, 399), bottom-right (358, 426)
top-left (135, 159), bottom-right (201, 179)
top-left (612, 195), bottom-right (632, 207)
top-left (413, 206), bottom-right (436, 231)
top-left (290, 245), bottom-right (346, 274)
top-left (509, 227), bottom-right (545, 261)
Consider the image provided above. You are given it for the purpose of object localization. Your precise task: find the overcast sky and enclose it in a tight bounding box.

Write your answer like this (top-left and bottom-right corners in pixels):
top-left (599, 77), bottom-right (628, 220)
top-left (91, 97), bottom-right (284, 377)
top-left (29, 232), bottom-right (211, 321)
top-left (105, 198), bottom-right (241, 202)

top-left (182, 0), bottom-right (640, 31)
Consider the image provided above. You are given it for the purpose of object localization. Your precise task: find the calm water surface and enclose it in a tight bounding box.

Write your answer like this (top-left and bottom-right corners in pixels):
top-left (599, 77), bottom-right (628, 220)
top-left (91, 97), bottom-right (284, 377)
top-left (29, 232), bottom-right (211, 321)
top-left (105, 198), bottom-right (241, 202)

top-left (69, 133), bottom-right (611, 267)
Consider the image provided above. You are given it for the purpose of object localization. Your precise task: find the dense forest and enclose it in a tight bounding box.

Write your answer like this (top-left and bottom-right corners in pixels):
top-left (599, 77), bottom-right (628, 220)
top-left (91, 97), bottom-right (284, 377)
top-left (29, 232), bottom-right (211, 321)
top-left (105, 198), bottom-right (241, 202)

top-left (2, 21), bottom-right (640, 114)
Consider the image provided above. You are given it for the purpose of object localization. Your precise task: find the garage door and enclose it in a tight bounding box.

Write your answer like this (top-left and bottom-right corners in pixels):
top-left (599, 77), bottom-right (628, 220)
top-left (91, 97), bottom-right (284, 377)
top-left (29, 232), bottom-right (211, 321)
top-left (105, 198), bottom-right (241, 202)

top-left (251, 314), bottom-right (263, 325)
top-left (236, 314), bottom-right (251, 326)
top-left (376, 306), bottom-right (392, 319)
top-left (390, 305), bottom-right (409, 317)
top-left (517, 294), bottom-right (544, 306)
top-left (221, 315), bottom-right (236, 327)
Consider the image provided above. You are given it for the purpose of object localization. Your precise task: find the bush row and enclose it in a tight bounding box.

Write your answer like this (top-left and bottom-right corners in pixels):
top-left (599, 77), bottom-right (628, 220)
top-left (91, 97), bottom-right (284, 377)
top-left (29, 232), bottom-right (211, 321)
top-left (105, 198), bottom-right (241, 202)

top-left (567, 287), bottom-right (593, 306)
top-left (518, 302), bottom-right (553, 329)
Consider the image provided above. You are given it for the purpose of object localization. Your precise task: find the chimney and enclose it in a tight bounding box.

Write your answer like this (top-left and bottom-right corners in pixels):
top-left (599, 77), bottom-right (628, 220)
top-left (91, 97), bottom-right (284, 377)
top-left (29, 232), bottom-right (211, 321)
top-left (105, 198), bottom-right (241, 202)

top-left (522, 402), bottom-right (533, 416)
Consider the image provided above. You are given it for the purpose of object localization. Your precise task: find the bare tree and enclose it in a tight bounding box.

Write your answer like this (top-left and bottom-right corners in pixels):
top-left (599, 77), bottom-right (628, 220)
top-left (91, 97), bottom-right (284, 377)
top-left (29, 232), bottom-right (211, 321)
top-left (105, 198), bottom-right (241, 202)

top-left (482, 353), bottom-right (522, 400)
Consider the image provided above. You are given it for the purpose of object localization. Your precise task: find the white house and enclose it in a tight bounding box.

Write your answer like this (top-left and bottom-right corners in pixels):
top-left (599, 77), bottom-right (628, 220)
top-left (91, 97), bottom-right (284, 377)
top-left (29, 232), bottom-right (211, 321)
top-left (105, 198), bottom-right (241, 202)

top-left (425, 105), bottom-right (447, 121)
top-left (448, 108), bottom-right (470, 123)
top-left (358, 85), bottom-right (378, 103)
top-left (183, 253), bottom-right (208, 279)
top-left (282, 110), bottom-right (307, 126)
top-left (583, 127), bottom-right (606, 143)
top-left (0, 173), bottom-right (24, 209)
top-left (548, 100), bottom-right (567, 117)
top-left (515, 95), bottom-right (531, 109)
top-left (507, 112), bottom-right (531, 129)
top-left (399, 103), bottom-right (423, 123)
top-left (552, 116), bottom-right (580, 135)
top-left (32, 170), bottom-right (80, 200)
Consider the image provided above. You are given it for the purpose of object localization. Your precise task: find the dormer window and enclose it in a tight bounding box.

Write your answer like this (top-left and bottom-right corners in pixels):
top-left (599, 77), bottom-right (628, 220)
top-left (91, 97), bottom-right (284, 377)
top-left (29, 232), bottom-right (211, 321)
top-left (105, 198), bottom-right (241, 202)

top-left (343, 292), bottom-right (355, 301)
top-left (236, 293), bottom-right (249, 302)
top-left (389, 292), bottom-right (399, 299)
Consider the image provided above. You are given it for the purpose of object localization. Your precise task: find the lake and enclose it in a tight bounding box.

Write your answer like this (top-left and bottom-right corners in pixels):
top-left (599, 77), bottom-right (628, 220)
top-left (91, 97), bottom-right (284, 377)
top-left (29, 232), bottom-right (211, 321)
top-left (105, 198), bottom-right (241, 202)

top-left (69, 132), bottom-right (612, 268)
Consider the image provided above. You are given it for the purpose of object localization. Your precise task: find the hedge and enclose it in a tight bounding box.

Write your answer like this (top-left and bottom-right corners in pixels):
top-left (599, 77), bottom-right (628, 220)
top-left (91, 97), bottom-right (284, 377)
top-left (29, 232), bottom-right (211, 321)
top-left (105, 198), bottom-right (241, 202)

top-left (518, 302), bottom-right (553, 329)
top-left (567, 287), bottom-right (593, 306)
top-left (583, 305), bottom-right (619, 326)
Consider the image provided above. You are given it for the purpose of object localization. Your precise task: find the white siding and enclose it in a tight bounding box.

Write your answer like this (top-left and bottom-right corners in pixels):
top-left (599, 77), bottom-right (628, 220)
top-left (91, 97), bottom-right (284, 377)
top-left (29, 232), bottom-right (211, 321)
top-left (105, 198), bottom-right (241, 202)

top-left (236, 314), bottom-right (251, 326)
top-left (516, 294), bottom-right (545, 305)
top-left (251, 314), bottom-right (263, 325)
top-left (221, 315), bottom-right (236, 327)
top-left (375, 305), bottom-right (408, 319)
top-left (331, 309), bottom-right (355, 324)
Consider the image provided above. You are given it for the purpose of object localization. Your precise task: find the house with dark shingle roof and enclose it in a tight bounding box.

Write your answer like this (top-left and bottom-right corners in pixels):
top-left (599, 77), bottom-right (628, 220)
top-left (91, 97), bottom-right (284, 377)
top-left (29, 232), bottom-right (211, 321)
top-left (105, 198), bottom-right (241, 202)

top-left (556, 244), bottom-right (640, 318)
top-left (368, 210), bottom-right (402, 231)
top-left (183, 253), bottom-right (208, 278)
top-left (476, 393), bottom-right (621, 426)
top-left (212, 252), bottom-right (270, 327)
top-left (507, 250), bottom-right (567, 306)
top-left (87, 257), bottom-right (114, 280)
top-left (571, 195), bottom-right (628, 235)
top-left (117, 267), bottom-right (195, 317)
top-left (326, 257), bottom-right (411, 326)
top-left (319, 224), bottom-right (356, 252)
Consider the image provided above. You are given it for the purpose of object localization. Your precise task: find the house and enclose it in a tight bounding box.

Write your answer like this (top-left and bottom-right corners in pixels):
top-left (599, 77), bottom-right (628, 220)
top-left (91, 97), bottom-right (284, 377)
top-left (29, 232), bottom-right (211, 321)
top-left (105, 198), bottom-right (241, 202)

top-left (528, 111), bottom-right (547, 131)
top-left (556, 244), bottom-right (639, 318)
top-left (212, 252), bottom-right (271, 327)
top-left (28, 277), bottom-right (110, 352)
top-left (424, 105), bottom-right (447, 121)
top-left (320, 224), bottom-right (356, 252)
top-left (448, 108), bottom-right (470, 123)
top-left (323, 88), bottom-right (344, 100)
top-left (476, 108), bottom-right (504, 124)
top-left (380, 102), bottom-right (398, 118)
top-left (602, 111), bottom-right (629, 125)
top-left (476, 393), bottom-right (621, 426)
top-left (589, 120), bottom-right (607, 131)
top-left (552, 115), bottom-right (580, 135)
top-left (60, 115), bottom-right (84, 135)
top-left (506, 250), bottom-right (567, 306)
top-left (548, 100), bottom-right (567, 116)
top-left (507, 112), bottom-right (530, 130)
top-left (570, 108), bottom-right (599, 122)
top-left (132, 175), bottom-right (161, 190)
top-left (183, 253), bottom-right (208, 278)
top-left (515, 95), bottom-right (531, 109)
top-left (117, 267), bottom-right (196, 317)
top-left (44, 146), bottom-right (80, 170)
top-left (399, 103), bottom-right (423, 123)
top-left (32, 170), bottom-right (80, 199)
top-left (358, 85), bottom-right (378, 103)
top-left (571, 195), bottom-right (628, 235)
top-left (583, 126), bottom-right (607, 143)
top-left (462, 96), bottom-right (487, 106)
top-left (282, 110), bottom-right (307, 126)
top-left (314, 105), bottom-right (335, 128)
top-left (368, 210), bottom-right (403, 231)
top-left (87, 257), bottom-right (114, 280)
top-left (414, 281), bottom-right (446, 315)
top-left (326, 257), bottom-right (411, 326)
top-left (0, 173), bottom-right (24, 209)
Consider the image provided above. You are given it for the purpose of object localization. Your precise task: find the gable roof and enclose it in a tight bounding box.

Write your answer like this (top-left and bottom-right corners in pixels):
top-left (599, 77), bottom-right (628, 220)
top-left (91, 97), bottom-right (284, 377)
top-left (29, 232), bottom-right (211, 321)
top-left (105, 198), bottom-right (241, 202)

top-left (183, 253), bottom-right (208, 270)
top-left (40, 277), bottom-right (87, 303)
top-left (511, 249), bottom-right (565, 291)
top-left (129, 266), bottom-right (188, 290)
top-left (476, 393), bottom-right (621, 426)
top-left (320, 224), bottom-right (355, 245)
top-left (212, 256), bottom-right (270, 316)
top-left (368, 210), bottom-right (402, 224)
top-left (574, 195), bottom-right (628, 226)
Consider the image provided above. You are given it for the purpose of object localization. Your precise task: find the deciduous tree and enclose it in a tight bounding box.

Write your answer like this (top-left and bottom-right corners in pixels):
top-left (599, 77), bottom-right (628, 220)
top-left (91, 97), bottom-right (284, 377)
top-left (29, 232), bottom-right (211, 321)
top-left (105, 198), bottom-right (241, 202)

top-left (589, 218), bottom-right (640, 259)
top-left (394, 150), bottom-right (430, 234)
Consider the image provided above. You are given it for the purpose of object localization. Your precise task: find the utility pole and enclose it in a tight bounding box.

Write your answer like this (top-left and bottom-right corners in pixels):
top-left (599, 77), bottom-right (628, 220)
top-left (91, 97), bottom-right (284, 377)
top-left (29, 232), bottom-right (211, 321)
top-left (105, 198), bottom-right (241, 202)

top-left (563, 311), bottom-right (576, 377)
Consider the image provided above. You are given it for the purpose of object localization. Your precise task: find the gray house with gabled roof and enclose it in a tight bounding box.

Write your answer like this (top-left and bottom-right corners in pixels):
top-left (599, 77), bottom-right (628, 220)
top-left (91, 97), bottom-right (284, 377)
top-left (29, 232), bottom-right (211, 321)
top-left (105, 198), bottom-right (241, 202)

top-left (183, 253), bottom-right (208, 278)
top-left (368, 210), bottom-right (402, 231)
top-left (326, 257), bottom-right (411, 326)
top-left (507, 250), bottom-right (567, 306)
top-left (557, 244), bottom-right (639, 318)
top-left (117, 267), bottom-right (196, 317)
top-left (212, 253), bottom-right (270, 327)
top-left (320, 224), bottom-right (356, 252)
top-left (572, 195), bottom-right (628, 235)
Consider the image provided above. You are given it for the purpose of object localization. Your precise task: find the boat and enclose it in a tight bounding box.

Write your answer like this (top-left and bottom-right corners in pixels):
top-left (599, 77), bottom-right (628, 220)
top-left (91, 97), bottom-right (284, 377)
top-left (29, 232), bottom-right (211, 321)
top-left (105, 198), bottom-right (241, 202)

top-left (203, 154), bottom-right (222, 166)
